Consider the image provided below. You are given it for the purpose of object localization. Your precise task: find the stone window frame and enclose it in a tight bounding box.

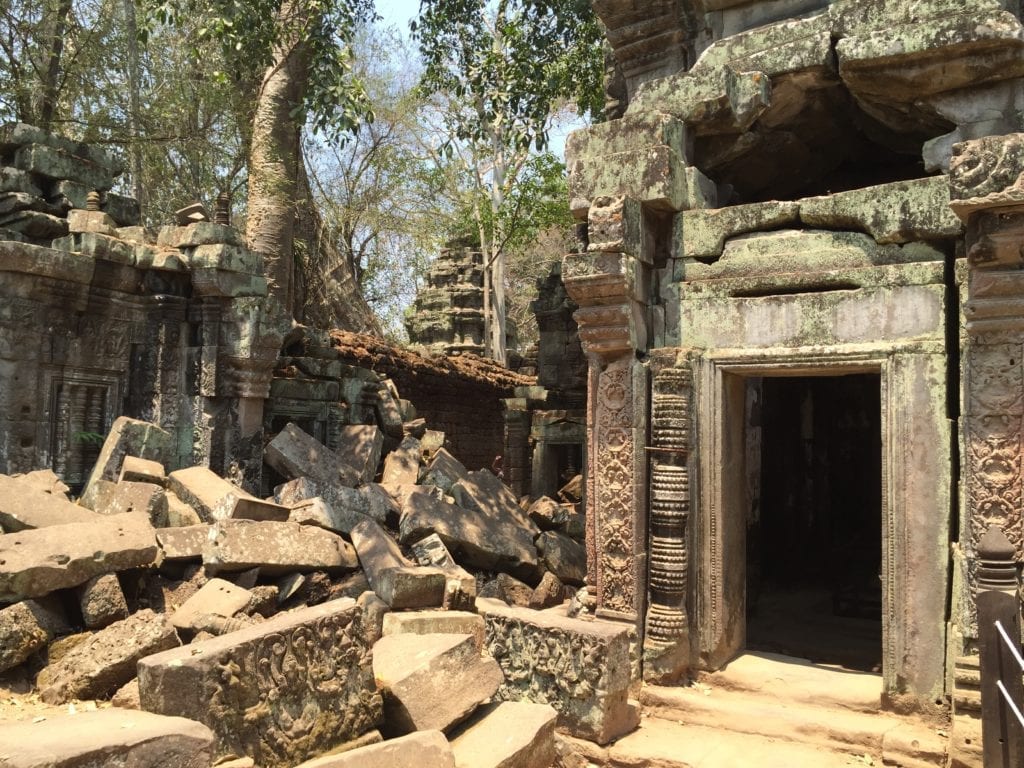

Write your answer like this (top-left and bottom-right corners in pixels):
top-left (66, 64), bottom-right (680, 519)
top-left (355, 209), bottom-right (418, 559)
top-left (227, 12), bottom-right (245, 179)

top-left (692, 347), bottom-right (951, 704)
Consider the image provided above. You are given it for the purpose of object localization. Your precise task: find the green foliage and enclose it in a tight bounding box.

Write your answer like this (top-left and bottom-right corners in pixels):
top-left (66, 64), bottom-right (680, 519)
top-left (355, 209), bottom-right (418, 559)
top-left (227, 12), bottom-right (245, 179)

top-left (142, 0), bottom-right (377, 143)
top-left (72, 430), bottom-right (105, 446)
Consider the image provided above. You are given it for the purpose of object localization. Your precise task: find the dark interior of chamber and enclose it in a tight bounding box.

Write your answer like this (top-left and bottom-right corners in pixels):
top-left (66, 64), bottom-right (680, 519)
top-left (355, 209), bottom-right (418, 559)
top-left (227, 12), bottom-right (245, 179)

top-left (746, 374), bottom-right (883, 672)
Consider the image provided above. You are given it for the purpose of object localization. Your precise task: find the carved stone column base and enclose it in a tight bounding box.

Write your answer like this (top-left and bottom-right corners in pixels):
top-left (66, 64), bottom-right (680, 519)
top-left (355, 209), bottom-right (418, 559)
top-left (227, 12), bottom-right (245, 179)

top-left (642, 636), bottom-right (690, 684)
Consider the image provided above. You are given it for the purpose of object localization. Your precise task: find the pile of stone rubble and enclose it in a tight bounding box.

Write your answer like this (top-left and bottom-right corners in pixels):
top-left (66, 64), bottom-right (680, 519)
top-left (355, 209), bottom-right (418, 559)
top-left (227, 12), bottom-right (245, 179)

top-left (0, 404), bottom-right (636, 766)
top-left (0, 123), bottom-right (138, 243)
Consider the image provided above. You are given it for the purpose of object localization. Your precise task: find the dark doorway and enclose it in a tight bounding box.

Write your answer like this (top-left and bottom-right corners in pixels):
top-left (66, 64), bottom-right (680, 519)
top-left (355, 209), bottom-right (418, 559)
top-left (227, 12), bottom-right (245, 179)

top-left (745, 374), bottom-right (883, 672)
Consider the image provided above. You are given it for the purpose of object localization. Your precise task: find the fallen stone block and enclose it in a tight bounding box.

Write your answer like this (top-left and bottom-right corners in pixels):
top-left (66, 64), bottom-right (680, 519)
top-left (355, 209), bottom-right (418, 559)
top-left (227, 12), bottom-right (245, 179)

top-left (0, 598), bottom-right (67, 673)
top-left (536, 531), bottom-right (587, 586)
top-left (373, 632), bottom-right (503, 735)
top-left (94, 480), bottom-right (169, 527)
top-left (337, 425), bottom-right (384, 484)
top-left (8, 469), bottom-right (70, 497)
top-left (351, 518), bottom-right (444, 609)
top-left (530, 571), bottom-right (568, 610)
top-left (527, 496), bottom-right (571, 530)
top-left (410, 533), bottom-right (477, 611)
top-left (374, 382), bottom-right (405, 438)
top-left (157, 524), bottom-right (210, 561)
top-left (382, 610), bottom-right (486, 652)
top-left (80, 417), bottom-right (171, 509)
top-left (0, 513), bottom-right (158, 603)
top-left (421, 429), bottom-right (446, 455)
top-left (491, 573), bottom-right (534, 608)
top-left (203, 519), bottom-right (358, 575)
top-left (289, 496), bottom-right (375, 536)
top-left (77, 573), bottom-right (129, 629)
top-left (0, 708), bottom-right (214, 768)
top-left (360, 483), bottom-right (401, 526)
top-left (139, 597), bottom-right (382, 767)
top-left (265, 422), bottom-right (361, 489)
top-left (0, 474), bottom-right (101, 531)
top-left (119, 455), bottom-right (166, 485)
top-left (112, 678), bottom-right (141, 709)
top-left (276, 476), bottom-right (380, 522)
top-left (400, 488), bottom-right (540, 582)
top-left (166, 491), bottom-right (203, 527)
top-left (171, 577), bottom-right (252, 631)
top-left (167, 466), bottom-right (256, 523)
top-left (228, 496), bottom-right (290, 522)
top-left (450, 701), bottom-right (557, 768)
top-left (421, 448), bottom-right (470, 493)
top-left (37, 608), bottom-right (179, 703)
top-left (292, 730), bottom-right (454, 768)
top-left (478, 598), bottom-right (637, 744)
top-left (381, 435), bottom-right (421, 485)
top-left (453, 470), bottom-right (538, 535)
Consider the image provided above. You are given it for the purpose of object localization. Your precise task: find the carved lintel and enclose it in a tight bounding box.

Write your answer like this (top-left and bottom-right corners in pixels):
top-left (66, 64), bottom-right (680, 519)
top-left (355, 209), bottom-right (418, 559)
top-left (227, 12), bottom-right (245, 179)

top-left (219, 356), bottom-right (277, 399)
top-left (949, 133), bottom-right (1024, 220)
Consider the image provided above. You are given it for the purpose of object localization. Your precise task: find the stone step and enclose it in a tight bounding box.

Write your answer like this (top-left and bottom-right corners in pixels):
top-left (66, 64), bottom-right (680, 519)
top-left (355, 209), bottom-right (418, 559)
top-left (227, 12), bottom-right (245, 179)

top-left (691, 651), bottom-right (883, 714)
top-left (598, 716), bottom-right (882, 768)
top-left (641, 683), bottom-right (947, 766)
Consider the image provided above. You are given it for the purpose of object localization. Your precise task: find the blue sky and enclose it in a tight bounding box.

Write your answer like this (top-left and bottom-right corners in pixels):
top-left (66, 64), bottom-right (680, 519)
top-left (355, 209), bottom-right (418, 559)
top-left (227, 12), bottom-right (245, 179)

top-left (376, 0), bottom-right (422, 35)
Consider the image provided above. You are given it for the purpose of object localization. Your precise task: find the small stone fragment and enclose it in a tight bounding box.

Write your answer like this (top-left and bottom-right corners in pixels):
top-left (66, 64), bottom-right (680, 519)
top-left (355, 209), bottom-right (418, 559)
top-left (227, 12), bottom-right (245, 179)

top-left (111, 678), bottom-right (141, 709)
top-left (535, 531), bottom-right (586, 586)
top-left (77, 573), bottom-right (129, 629)
top-left (530, 571), bottom-right (568, 610)
top-left (0, 598), bottom-right (67, 673)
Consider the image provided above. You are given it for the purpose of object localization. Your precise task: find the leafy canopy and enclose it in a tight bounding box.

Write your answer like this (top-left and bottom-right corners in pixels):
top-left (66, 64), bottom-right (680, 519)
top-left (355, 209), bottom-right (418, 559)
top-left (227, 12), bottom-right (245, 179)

top-left (142, 0), bottom-right (378, 142)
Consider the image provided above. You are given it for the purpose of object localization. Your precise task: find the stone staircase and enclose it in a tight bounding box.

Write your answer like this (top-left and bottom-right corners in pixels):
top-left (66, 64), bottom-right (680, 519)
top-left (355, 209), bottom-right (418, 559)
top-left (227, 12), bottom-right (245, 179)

top-left (571, 652), bottom-right (950, 768)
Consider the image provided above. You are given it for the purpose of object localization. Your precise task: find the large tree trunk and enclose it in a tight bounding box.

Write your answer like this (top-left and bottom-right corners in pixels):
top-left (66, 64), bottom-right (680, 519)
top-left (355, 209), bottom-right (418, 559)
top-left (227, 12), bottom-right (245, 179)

top-left (246, 0), bottom-right (310, 316)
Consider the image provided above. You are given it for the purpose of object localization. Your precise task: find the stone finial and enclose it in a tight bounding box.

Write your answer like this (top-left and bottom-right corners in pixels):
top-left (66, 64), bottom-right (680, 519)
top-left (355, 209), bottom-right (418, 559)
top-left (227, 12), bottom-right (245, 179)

top-left (214, 192), bottom-right (231, 226)
top-left (174, 201), bottom-right (209, 226)
top-left (977, 525), bottom-right (1018, 590)
top-left (85, 191), bottom-right (101, 212)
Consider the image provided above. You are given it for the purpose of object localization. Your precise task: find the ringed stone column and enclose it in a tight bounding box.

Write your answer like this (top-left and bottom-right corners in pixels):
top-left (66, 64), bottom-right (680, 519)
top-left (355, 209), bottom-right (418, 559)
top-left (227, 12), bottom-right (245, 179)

top-left (563, 196), bottom-right (651, 627)
top-left (949, 133), bottom-right (1024, 636)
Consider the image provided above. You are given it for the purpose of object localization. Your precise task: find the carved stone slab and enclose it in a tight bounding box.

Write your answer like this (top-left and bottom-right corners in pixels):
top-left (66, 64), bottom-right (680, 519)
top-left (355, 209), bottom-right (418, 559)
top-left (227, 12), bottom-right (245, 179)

top-left (949, 133), bottom-right (1024, 218)
top-left (138, 597), bottom-right (382, 767)
top-left (477, 597), bottom-right (638, 745)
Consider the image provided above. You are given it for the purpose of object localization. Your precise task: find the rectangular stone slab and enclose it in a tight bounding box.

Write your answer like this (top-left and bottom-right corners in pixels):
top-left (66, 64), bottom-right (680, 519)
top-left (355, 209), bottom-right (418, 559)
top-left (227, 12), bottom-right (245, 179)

top-left (0, 473), bottom-right (101, 531)
top-left (450, 701), bottom-right (557, 768)
top-left (292, 730), bottom-right (454, 768)
top-left (139, 598), bottom-right (382, 768)
top-left (203, 519), bottom-right (358, 575)
top-left (477, 598), bottom-right (638, 745)
top-left (0, 708), bottom-right (214, 768)
top-left (265, 423), bottom-right (361, 489)
top-left (167, 466), bottom-right (257, 523)
top-left (0, 513), bottom-right (158, 603)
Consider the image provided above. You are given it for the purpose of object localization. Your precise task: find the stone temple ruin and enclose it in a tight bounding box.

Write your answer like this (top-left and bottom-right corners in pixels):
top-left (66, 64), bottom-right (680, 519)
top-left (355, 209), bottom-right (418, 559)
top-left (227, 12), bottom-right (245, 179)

top-left (2, 0), bottom-right (1024, 765)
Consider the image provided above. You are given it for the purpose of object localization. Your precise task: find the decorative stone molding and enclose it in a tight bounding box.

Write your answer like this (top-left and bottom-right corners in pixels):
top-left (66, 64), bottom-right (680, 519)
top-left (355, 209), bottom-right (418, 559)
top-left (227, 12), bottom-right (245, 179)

top-left (949, 133), bottom-right (1024, 219)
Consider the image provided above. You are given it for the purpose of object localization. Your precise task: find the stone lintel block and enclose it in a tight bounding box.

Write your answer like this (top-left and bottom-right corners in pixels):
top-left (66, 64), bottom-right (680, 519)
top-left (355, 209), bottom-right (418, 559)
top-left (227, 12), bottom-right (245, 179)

top-left (167, 466), bottom-right (256, 523)
top-left (265, 423), bottom-right (361, 490)
top-left (187, 242), bottom-right (262, 274)
top-left (587, 195), bottom-right (647, 260)
top-left (203, 519), bottom-right (358, 575)
top-left (191, 267), bottom-right (269, 298)
top-left (799, 177), bottom-right (963, 244)
top-left (450, 701), bottom-right (557, 768)
top-left (171, 577), bottom-right (252, 630)
top-left (13, 143), bottom-right (116, 190)
top-left (81, 417), bottom-right (171, 509)
top-left (0, 473), bottom-right (102, 531)
top-left (0, 598), bottom-right (66, 673)
top-left (0, 513), bottom-right (157, 603)
top-left (119, 455), bottom-right (166, 485)
top-left (67, 208), bottom-right (117, 235)
top-left (569, 145), bottom-right (686, 216)
top-left (0, 239), bottom-right (93, 284)
top-left (291, 730), bottom-right (453, 768)
top-left (678, 200), bottom-right (800, 261)
top-left (337, 425), bottom-right (384, 484)
top-left (38, 609), bottom-right (179, 703)
top-left (176, 221), bottom-right (243, 247)
top-left (372, 632), bottom-right (504, 735)
top-left (381, 436), bottom-right (422, 486)
top-left (0, 122), bottom-right (124, 174)
top-left (382, 610), bottom-right (486, 652)
top-left (157, 524), bottom-right (209, 561)
top-left (477, 597), bottom-right (637, 745)
top-left (0, 708), bottom-right (214, 768)
top-left (139, 598), bottom-right (382, 767)
top-left (835, 11), bottom-right (1024, 100)
top-left (565, 112), bottom-right (686, 165)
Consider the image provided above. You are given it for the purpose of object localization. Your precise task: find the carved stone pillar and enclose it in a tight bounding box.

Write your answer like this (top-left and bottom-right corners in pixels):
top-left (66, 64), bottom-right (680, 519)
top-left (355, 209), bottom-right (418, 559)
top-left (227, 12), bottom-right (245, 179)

top-left (949, 133), bottom-right (1024, 637)
top-left (644, 356), bottom-right (693, 681)
top-left (563, 195), bottom-right (651, 627)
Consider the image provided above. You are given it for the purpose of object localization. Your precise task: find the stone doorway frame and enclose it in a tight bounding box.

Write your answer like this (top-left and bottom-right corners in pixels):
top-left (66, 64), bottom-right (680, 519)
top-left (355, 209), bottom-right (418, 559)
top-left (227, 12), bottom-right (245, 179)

top-left (693, 348), bottom-right (951, 704)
